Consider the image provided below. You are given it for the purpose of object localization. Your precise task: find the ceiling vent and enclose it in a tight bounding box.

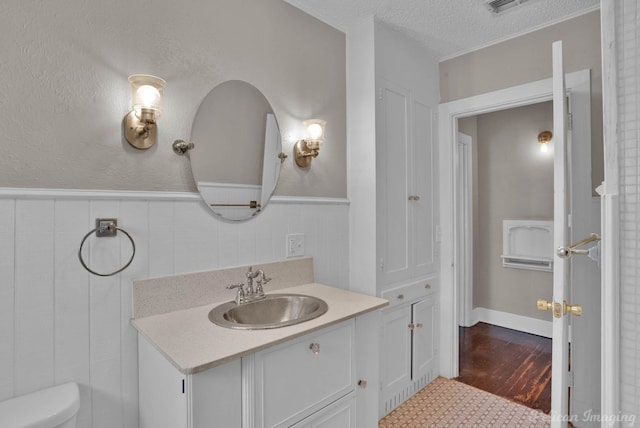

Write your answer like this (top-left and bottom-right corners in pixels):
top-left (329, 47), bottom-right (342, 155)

top-left (485, 0), bottom-right (529, 14)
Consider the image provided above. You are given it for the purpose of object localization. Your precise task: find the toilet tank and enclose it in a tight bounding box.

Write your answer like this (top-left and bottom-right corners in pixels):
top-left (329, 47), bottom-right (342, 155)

top-left (0, 382), bottom-right (80, 428)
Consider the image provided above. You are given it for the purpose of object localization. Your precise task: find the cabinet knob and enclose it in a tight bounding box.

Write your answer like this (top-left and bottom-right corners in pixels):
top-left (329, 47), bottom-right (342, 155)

top-left (408, 323), bottom-right (415, 330)
top-left (414, 195), bottom-right (420, 201)
top-left (425, 284), bottom-right (431, 290)
top-left (309, 343), bottom-right (320, 355)
top-left (397, 294), bottom-right (405, 300)
top-left (416, 323), bottom-right (424, 328)
top-left (358, 379), bottom-right (367, 389)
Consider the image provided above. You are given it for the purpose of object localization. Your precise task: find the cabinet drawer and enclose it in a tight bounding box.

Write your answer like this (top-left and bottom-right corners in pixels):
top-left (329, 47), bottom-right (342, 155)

top-left (381, 277), bottom-right (438, 307)
top-left (290, 392), bottom-right (356, 428)
top-left (251, 320), bottom-right (355, 428)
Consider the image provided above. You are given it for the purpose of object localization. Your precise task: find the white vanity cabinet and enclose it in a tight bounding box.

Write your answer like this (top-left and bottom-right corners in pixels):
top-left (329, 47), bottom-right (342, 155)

top-left (138, 319), bottom-right (358, 428)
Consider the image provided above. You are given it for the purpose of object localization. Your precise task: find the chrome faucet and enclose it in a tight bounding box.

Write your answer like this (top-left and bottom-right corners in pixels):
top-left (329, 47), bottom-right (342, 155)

top-left (226, 267), bottom-right (271, 305)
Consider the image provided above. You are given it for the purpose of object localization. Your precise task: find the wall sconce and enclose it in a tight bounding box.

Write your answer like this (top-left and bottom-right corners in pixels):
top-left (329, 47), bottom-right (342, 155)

top-left (538, 131), bottom-right (552, 153)
top-left (124, 74), bottom-right (166, 150)
top-left (294, 119), bottom-right (326, 167)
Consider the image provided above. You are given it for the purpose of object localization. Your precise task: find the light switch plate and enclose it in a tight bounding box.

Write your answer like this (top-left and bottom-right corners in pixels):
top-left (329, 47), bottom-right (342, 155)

top-left (286, 233), bottom-right (305, 258)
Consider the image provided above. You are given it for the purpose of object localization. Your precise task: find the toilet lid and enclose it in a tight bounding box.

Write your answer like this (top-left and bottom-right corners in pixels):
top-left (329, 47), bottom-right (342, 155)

top-left (0, 382), bottom-right (79, 428)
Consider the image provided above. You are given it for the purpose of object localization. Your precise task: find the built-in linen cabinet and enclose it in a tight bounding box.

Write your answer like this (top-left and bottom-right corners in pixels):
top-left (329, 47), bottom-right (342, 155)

top-left (376, 79), bottom-right (437, 288)
top-left (375, 66), bottom-right (440, 418)
top-left (138, 319), bottom-right (357, 428)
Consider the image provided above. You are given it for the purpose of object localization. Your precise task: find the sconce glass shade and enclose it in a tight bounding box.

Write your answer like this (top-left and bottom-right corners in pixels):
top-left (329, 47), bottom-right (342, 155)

top-left (124, 74), bottom-right (166, 150)
top-left (538, 130), bottom-right (552, 153)
top-left (294, 119), bottom-right (327, 167)
top-left (129, 74), bottom-right (166, 119)
top-left (303, 119), bottom-right (326, 150)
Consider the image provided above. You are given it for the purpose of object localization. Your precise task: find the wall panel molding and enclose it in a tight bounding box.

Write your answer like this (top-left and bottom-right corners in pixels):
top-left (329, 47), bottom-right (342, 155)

top-left (0, 188), bottom-right (350, 206)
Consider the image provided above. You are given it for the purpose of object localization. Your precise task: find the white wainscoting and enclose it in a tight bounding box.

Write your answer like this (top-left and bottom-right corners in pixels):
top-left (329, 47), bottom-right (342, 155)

top-left (0, 188), bottom-right (349, 428)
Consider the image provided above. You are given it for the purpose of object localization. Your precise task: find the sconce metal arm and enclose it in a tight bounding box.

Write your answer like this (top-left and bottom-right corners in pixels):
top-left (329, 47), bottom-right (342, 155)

top-left (173, 139), bottom-right (194, 155)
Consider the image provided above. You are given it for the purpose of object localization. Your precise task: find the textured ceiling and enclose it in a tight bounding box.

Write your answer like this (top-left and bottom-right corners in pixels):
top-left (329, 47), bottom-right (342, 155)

top-left (283, 0), bottom-right (600, 60)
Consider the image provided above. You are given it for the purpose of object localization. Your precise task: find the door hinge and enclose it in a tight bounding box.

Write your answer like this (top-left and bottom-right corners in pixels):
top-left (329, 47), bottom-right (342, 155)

top-left (379, 257), bottom-right (384, 271)
top-left (568, 113), bottom-right (573, 130)
top-left (378, 88), bottom-right (384, 100)
top-left (569, 370), bottom-right (575, 388)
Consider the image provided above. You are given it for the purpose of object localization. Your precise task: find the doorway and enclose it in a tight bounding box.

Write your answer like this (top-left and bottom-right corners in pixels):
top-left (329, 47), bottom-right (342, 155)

top-left (438, 69), bottom-right (601, 422)
top-left (455, 100), bottom-right (555, 413)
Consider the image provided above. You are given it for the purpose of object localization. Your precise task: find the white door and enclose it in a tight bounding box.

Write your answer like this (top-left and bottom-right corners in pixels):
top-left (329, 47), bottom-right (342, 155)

top-left (550, 39), bottom-right (570, 427)
top-left (456, 132), bottom-right (473, 327)
top-left (549, 40), bottom-right (602, 428)
top-left (550, 40), bottom-right (578, 428)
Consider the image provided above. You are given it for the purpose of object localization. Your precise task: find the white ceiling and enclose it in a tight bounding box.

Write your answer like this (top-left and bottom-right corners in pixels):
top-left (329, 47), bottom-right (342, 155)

top-left (283, 0), bottom-right (600, 60)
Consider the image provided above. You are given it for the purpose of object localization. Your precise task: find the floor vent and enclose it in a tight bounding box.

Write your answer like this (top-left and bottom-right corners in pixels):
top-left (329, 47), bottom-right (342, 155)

top-left (485, 0), bottom-right (529, 14)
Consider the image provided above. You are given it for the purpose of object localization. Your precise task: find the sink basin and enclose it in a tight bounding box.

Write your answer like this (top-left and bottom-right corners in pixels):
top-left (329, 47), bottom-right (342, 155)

top-left (208, 294), bottom-right (329, 330)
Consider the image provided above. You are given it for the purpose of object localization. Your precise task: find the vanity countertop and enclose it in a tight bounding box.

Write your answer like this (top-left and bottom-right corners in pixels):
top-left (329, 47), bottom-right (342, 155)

top-left (131, 283), bottom-right (388, 374)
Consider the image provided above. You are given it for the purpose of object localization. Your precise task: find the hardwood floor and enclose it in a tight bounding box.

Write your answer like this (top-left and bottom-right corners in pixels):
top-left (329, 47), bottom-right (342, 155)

top-left (457, 322), bottom-right (552, 414)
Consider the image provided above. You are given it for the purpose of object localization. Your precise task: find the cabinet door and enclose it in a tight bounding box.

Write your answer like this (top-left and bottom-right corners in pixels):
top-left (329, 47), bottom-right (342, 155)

top-left (190, 360), bottom-right (242, 428)
top-left (377, 80), bottom-right (411, 285)
top-left (412, 296), bottom-right (438, 382)
top-left (291, 393), bottom-right (356, 428)
top-left (377, 81), bottom-right (437, 287)
top-left (380, 305), bottom-right (412, 414)
top-left (138, 336), bottom-right (187, 428)
top-left (251, 321), bottom-right (355, 428)
top-left (412, 100), bottom-right (437, 277)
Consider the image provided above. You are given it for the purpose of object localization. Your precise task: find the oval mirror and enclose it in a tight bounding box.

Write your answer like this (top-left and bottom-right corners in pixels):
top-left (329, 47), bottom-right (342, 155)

top-left (189, 80), bottom-right (282, 221)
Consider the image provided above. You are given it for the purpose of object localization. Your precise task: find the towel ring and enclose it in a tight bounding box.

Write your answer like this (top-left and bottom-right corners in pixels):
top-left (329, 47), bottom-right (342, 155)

top-left (78, 219), bottom-right (136, 277)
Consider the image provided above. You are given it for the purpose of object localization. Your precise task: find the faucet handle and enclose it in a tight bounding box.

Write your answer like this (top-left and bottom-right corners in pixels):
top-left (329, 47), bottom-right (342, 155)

top-left (227, 283), bottom-right (245, 304)
top-left (226, 283), bottom-right (244, 290)
top-left (255, 274), bottom-right (270, 297)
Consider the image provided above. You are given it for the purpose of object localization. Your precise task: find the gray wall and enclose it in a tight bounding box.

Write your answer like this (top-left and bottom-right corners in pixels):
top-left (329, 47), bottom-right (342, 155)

top-left (440, 10), bottom-right (602, 193)
top-left (0, 0), bottom-right (346, 198)
top-left (463, 102), bottom-right (554, 321)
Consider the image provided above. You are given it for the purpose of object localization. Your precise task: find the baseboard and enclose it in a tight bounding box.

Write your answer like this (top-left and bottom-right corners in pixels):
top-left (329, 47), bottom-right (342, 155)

top-left (470, 307), bottom-right (552, 338)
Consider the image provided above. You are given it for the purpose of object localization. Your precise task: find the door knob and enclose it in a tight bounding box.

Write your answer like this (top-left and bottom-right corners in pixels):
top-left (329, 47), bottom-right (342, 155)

top-left (564, 302), bottom-right (582, 316)
top-left (537, 299), bottom-right (563, 318)
top-left (537, 299), bottom-right (552, 311)
top-left (538, 299), bottom-right (582, 317)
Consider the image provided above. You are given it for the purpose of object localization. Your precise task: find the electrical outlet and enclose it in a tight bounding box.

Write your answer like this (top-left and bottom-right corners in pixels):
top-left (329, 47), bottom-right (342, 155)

top-left (286, 233), bottom-right (305, 258)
